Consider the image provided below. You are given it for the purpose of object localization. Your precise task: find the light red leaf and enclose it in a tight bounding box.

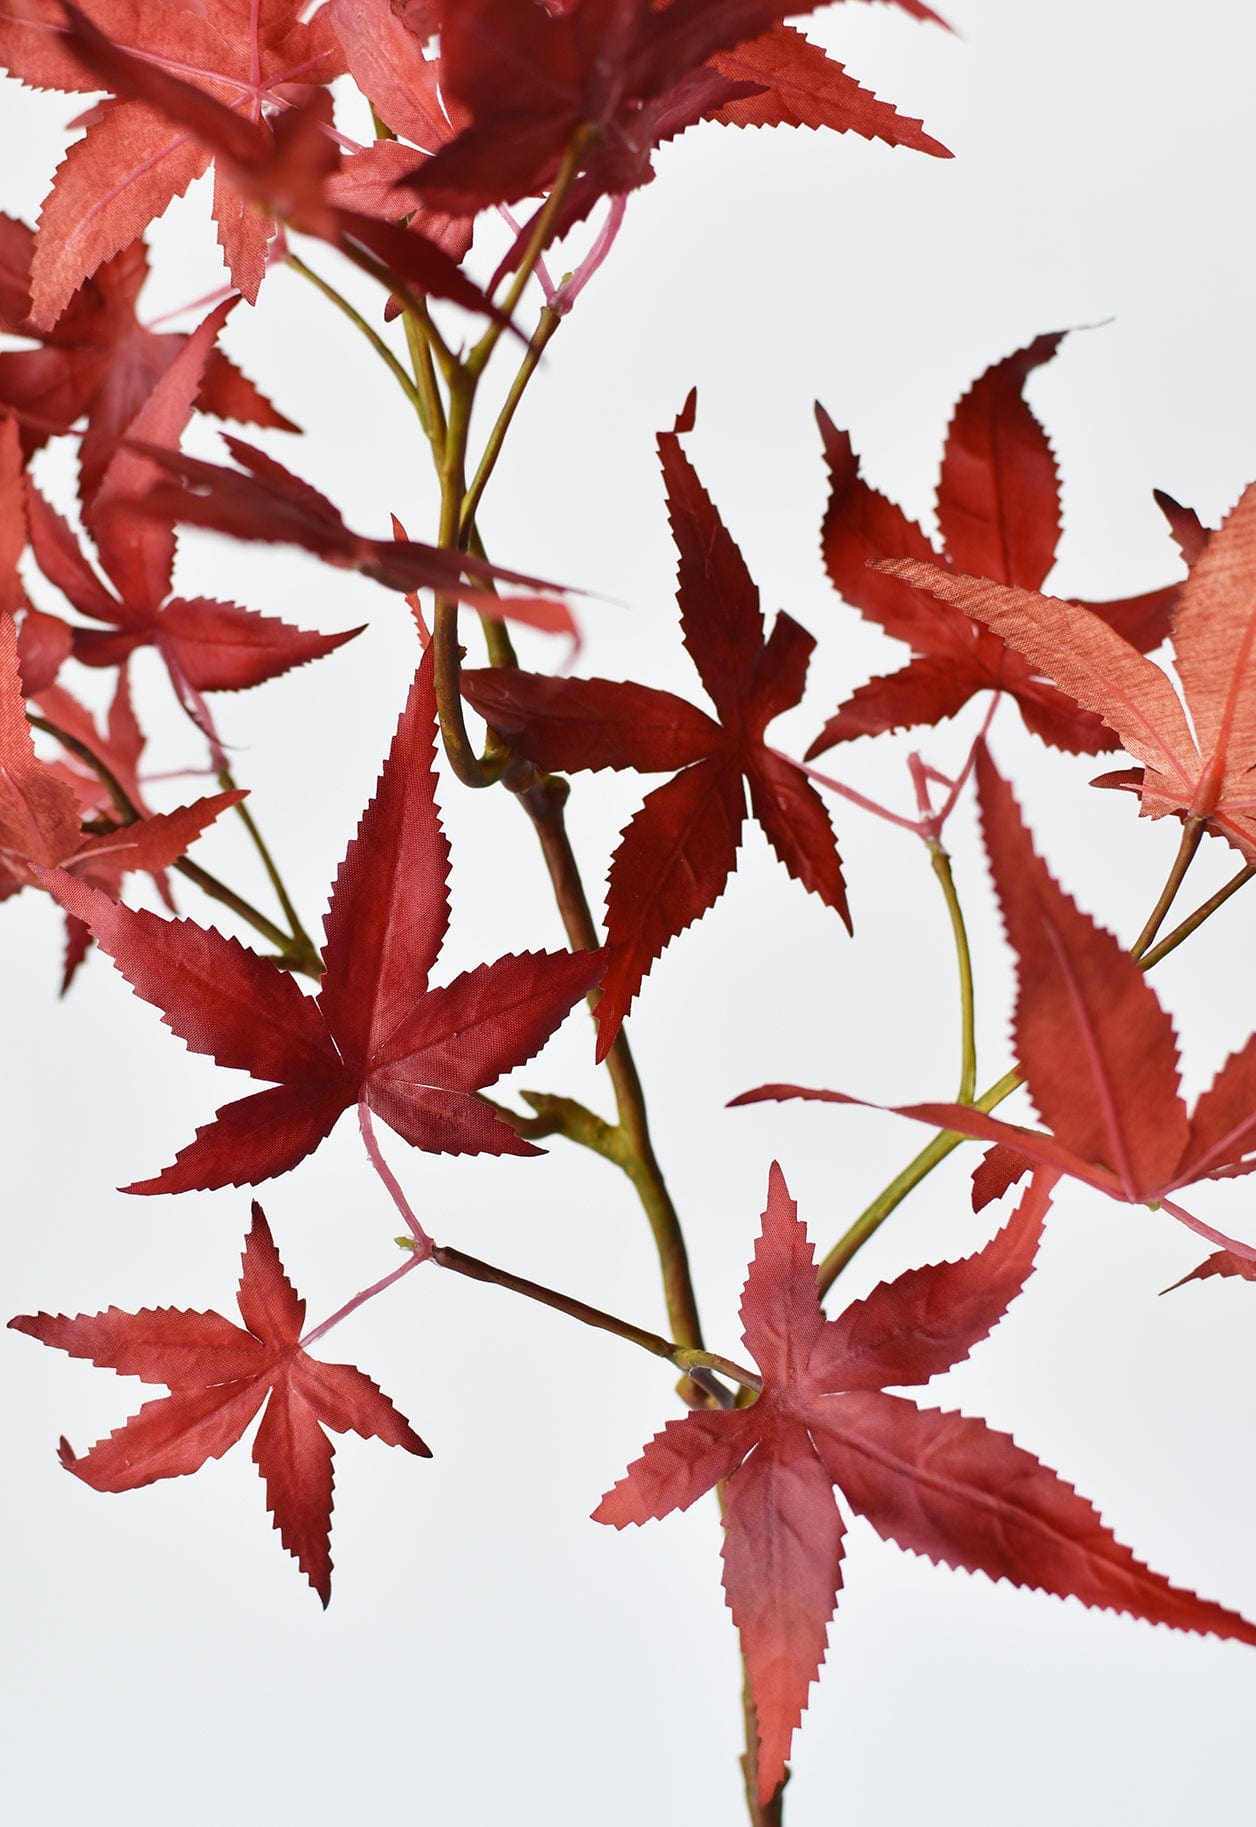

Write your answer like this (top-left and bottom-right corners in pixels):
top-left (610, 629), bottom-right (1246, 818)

top-left (597, 1165), bottom-right (1256, 1805)
top-left (10, 1204), bottom-right (429, 1602)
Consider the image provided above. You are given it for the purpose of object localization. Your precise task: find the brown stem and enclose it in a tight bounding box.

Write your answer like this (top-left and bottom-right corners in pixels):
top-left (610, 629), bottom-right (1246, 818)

top-left (460, 305), bottom-right (562, 539)
top-left (1131, 816), bottom-right (1204, 957)
top-left (431, 1244), bottom-right (754, 1393)
top-left (518, 772), bottom-right (705, 1355)
top-left (1140, 861), bottom-right (1255, 968)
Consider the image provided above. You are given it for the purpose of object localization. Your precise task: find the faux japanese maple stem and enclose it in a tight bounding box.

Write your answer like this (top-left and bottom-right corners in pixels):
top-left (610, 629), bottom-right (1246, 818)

top-left (217, 764), bottom-right (320, 974)
top-left (430, 1243), bottom-right (754, 1392)
top-left (816, 830), bottom-right (1248, 1293)
top-left (359, 1101), bottom-right (433, 1255)
top-left (286, 250), bottom-right (427, 419)
top-left (815, 1066), bottom-right (1023, 1296)
top-left (929, 840), bottom-right (976, 1102)
top-left (459, 304), bottom-right (562, 540)
top-left (782, 750), bottom-right (927, 834)
top-left (432, 372), bottom-right (513, 787)
top-left (1131, 817), bottom-right (1205, 957)
top-left (519, 772), bottom-right (705, 1355)
top-left (465, 133), bottom-right (588, 382)
top-left (1140, 862), bottom-right (1255, 968)
top-left (27, 714), bottom-right (309, 967)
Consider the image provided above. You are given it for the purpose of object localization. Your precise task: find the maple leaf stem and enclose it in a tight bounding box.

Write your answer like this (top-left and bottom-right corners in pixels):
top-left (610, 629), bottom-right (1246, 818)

top-left (215, 764), bottom-right (321, 976)
top-left (430, 1243), bottom-right (752, 1393)
top-left (740, 1674), bottom-right (787, 1827)
top-left (432, 379), bottom-right (516, 788)
top-left (815, 824), bottom-right (1251, 1291)
top-left (460, 303), bottom-right (562, 542)
top-left (287, 250), bottom-right (427, 421)
top-left (929, 840), bottom-right (977, 1102)
top-left (1131, 816), bottom-right (1205, 958)
top-left (298, 1252), bottom-right (426, 1352)
top-left (1140, 863), bottom-right (1256, 969)
top-left (815, 1066), bottom-right (1024, 1295)
top-left (401, 307), bottom-right (448, 448)
top-left (27, 714), bottom-right (311, 968)
top-left (518, 773), bottom-right (706, 1357)
top-left (778, 749), bottom-right (925, 834)
top-left (359, 1102), bottom-right (434, 1254)
top-left (466, 130), bottom-right (590, 383)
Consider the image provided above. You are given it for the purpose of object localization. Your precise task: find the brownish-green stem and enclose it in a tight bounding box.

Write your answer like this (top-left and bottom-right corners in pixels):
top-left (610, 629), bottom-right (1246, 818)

top-left (518, 772), bottom-right (706, 1355)
top-left (465, 133), bottom-right (588, 383)
top-left (431, 1243), bottom-right (755, 1394)
top-left (29, 715), bottom-right (313, 967)
top-left (930, 840), bottom-right (976, 1102)
top-left (817, 821), bottom-right (1255, 1295)
top-left (431, 372), bottom-right (517, 787)
top-left (1131, 816), bottom-right (1204, 957)
top-left (402, 301), bottom-right (449, 449)
top-left (460, 304), bottom-right (562, 540)
top-left (286, 251), bottom-right (427, 420)
top-left (403, 129), bottom-right (703, 1369)
top-left (816, 1066), bottom-right (1022, 1296)
top-left (1141, 862), bottom-right (1255, 968)
top-left (216, 765), bottom-right (321, 975)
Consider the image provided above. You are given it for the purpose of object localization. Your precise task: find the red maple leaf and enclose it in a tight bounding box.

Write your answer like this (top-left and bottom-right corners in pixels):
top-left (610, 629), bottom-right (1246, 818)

top-left (810, 334), bottom-right (1178, 754)
top-left (325, 0), bottom-right (475, 265)
top-left (117, 432), bottom-right (578, 638)
top-left (0, 611), bottom-right (243, 901)
top-left (31, 7), bottom-right (512, 330)
top-left (411, 0), bottom-right (947, 240)
top-left (0, 216), bottom-right (293, 507)
top-left (0, 0), bottom-right (345, 324)
top-left (42, 645), bottom-right (604, 1193)
top-left (30, 661), bottom-right (208, 986)
top-left (878, 480), bottom-right (1256, 860)
top-left (734, 749), bottom-right (1256, 1260)
top-left (463, 394), bottom-right (849, 1059)
top-left (596, 1163), bottom-right (1256, 1805)
top-left (9, 1202), bottom-right (429, 1603)
top-left (26, 296), bottom-right (360, 692)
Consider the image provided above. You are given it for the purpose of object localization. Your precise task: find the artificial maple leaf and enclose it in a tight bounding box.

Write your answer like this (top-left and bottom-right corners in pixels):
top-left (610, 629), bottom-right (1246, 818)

top-left (0, 611), bottom-right (242, 906)
top-left (42, 645), bottom-right (603, 1193)
top-left (704, 20), bottom-right (946, 151)
top-left (30, 663), bottom-right (174, 987)
top-left (734, 748), bottom-right (1256, 1259)
top-left (412, 0), bottom-right (946, 240)
top-left (877, 481), bottom-right (1256, 861)
top-left (325, 0), bottom-right (475, 264)
top-left (38, 7), bottom-right (510, 330)
top-left (9, 1202), bottom-right (429, 1603)
top-left (116, 429), bottom-right (576, 637)
top-left (27, 297), bottom-right (360, 692)
top-left (809, 334), bottom-right (1179, 755)
top-left (463, 394), bottom-right (848, 1060)
top-left (596, 1163), bottom-right (1256, 1805)
top-left (0, 216), bottom-right (293, 507)
top-left (1166, 1250), bottom-right (1256, 1293)
top-left (0, 0), bottom-right (347, 324)
top-left (0, 408), bottom-right (30, 619)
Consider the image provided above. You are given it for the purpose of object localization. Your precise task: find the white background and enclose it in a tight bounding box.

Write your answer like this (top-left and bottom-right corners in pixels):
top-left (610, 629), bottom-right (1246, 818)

top-left (6, 2), bottom-right (1256, 1822)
